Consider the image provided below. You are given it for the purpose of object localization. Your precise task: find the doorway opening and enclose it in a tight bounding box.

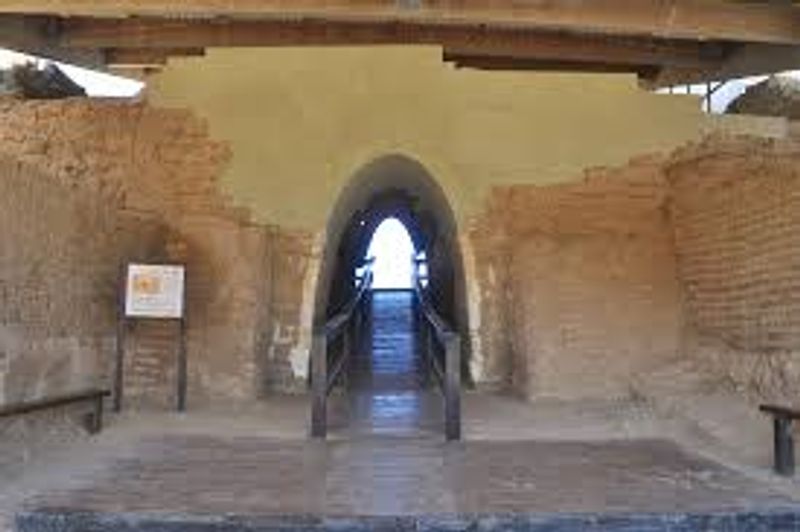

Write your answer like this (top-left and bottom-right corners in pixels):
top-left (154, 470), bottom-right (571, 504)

top-left (363, 217), bottom-right (418, 290)
top-left (312, 155), bottom-right (469, 438)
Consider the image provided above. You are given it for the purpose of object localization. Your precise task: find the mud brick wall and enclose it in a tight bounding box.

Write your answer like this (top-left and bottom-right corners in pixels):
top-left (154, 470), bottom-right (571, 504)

top-left (3, 97), bottom-right (797, 409)
top-left (0, 155), bottom-right (165, 403)
top-left (466, 209), bottom-right (513, 389)
top-left (668, 137), bottom-right (800, 403)
top-left (472, 157), bottom-right (682, 400)
top-left (0, 99), bottom-right (311, 407)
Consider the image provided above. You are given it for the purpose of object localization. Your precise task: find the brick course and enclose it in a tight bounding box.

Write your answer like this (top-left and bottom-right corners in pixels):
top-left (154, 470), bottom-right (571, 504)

top-left (668, 137), bottom-right (800, 402)
top-left (0, 99), bottom-right (312, 407)
top-left (471, 157), bottom-right (682, 400)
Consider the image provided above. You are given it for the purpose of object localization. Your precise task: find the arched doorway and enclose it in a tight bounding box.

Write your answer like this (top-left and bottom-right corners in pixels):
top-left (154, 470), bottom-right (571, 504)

top-left (312, 155), bottom-right (469, 438)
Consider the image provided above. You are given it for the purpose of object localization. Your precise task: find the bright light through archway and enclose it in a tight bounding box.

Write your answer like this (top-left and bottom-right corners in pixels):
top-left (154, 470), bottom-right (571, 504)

top-left (365, 218), bottom-right (416, 289)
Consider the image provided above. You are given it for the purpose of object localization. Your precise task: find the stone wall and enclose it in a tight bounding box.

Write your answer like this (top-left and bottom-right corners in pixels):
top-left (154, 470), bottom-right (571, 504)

top-left (668, 137), bottom-right (800, 404)
top-left (471, 157), bottom-right (682, 400)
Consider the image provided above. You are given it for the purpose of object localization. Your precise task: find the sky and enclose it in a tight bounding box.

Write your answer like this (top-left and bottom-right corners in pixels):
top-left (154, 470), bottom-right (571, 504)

top-left (659, 70), bottom-right (800, 113)
top-left (0, 48), bottom-right (143, 97)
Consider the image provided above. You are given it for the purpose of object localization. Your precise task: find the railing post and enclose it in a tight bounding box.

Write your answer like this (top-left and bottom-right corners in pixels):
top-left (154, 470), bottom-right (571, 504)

top-left (311, 332), bottom-right (327, 439)
top-left (426, 321), bottom-right (435, 363)
top-left (353, 300), bottom-right (361, 357)
top-left (342, 320), bottom-right (352, 390)
top-left (445, 334), bottom-right (461, 441)
top-left (774, 416), bottom-right (795, 476)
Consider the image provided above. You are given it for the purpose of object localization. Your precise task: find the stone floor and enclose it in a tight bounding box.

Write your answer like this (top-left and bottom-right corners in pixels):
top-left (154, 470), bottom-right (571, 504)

top-left (6, 291), bottom-right (800, 530)
top-left (12, 432), bottom-right (800, 531)
top-left (4, 392), bottom-right (800, 531)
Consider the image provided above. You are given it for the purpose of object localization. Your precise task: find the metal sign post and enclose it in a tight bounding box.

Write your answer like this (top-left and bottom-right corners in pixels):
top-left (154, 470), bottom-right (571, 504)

top-left (114, 263), bottom-right (187, 413)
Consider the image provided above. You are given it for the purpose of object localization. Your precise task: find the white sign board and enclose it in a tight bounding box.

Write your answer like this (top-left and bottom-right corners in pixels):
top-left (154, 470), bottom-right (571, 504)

top-left (124, 264), bottom-right (185, 319)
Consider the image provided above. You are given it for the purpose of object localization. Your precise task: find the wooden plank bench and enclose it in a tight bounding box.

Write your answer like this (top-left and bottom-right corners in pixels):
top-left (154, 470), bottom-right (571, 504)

top-left (759, 404), bottom-right (800, 476)
top-left (0, 389), bottom-right (111, 435)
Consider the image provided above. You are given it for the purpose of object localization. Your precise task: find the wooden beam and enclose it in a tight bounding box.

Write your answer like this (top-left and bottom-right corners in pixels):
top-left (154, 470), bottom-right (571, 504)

top-left (0, 16), bottom-right (105, 68)
top-left (0, 1), bottom-right (797, 45)
top-left (446, 55), bottom-right (661, 79)
top-left (59, 17), bottom-right (730, 70)
top-left (645, 43), bottom-right (800, 88)
top-left (105, 47), bottom-right (204, 68)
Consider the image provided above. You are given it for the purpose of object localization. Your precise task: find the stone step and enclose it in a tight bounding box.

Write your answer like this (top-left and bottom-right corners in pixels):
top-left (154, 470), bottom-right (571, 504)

top-left (16, 508), bottom-right (800, 532)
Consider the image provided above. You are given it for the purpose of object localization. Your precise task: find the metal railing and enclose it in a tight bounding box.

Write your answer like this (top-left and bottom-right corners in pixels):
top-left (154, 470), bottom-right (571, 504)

top-left (311, 262), bottom-right (373, 439)
top-left (414, 271), bottom-right (461, 441)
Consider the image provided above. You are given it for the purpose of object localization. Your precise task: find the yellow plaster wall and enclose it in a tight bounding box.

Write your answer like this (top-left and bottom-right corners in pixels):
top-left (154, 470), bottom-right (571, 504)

top-left (149, 46), bottom-right (707, 229)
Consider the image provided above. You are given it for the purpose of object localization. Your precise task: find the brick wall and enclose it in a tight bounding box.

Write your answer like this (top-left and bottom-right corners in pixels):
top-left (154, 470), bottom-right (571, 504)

top-left (668, 137), bottom-right (800, 403)
top-left (0, 99), bottom-right (312, 407)
top-left (0, 154), bottom-right (164, 403)
top-left (472, 157), bottom-right (683, 400)
top-left (3, 96), bottom-right (798, 409)
top-left (470, 137), bottom-right (800, 403)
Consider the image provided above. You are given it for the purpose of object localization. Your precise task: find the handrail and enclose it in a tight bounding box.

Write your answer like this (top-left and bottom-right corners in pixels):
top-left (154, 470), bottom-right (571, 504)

top-left (323, 267), bottom-right (373, 340)
top-left (311, 261), bottom-right (373, 438)
top-left (413, 275), bottom-right (462, 441)
top-left (323, 268), bottom-right (372, 390)
top-left (414, 279), bottom-right (457, 344)
top-left (413, 279), bottom-right (452, 396)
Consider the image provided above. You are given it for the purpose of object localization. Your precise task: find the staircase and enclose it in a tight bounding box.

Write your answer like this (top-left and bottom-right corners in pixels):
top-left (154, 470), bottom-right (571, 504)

top-left (345, 290), bottom-right (442, 437)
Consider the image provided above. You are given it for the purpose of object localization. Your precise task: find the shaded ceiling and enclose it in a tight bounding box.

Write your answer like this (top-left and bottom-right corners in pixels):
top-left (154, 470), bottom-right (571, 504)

top-left (0, 1), bottom-right (797, 87)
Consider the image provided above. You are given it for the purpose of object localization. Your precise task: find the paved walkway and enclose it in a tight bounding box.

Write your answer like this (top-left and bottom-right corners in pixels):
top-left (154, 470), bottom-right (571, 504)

top-left (4, 393), bottom-right (800, 531)
top-left (13, 433), bottom-right (800, 531)
top-left (7, 292), bottom-right (800, 530)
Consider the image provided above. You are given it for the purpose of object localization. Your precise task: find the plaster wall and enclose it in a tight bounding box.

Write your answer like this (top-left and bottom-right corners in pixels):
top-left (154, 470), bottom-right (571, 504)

top-left (148, 46), bottom-right (711, 386)
top-left (149, 47), bottom-right (707, 229)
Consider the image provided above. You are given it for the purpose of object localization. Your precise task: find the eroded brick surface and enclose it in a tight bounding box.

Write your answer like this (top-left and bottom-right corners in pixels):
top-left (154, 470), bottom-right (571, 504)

top-left (469, 156), bottom-right (681, 399)
top-left (1, 96), bottom-right (799, 415)
top-left (0, 99), bottom-right (313, 409)
top-left (668, 137), bottom-right (800, 404)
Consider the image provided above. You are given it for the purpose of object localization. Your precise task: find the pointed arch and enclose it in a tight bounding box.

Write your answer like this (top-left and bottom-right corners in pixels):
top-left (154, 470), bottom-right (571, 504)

top-left (312, 154), bottom-right (471, 381)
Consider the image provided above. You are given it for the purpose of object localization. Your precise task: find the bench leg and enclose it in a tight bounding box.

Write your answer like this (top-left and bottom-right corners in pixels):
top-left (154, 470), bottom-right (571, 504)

top-left (774, 417), bottom-right (794, 476)
top-left (89, 396), bottom-right (103, 435)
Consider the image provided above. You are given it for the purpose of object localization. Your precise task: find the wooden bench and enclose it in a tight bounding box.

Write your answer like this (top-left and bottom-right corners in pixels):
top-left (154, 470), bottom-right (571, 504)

top-left (0, 389), bottom-right (111, 435)
top-left (759, 404), bottom-right (800, 476)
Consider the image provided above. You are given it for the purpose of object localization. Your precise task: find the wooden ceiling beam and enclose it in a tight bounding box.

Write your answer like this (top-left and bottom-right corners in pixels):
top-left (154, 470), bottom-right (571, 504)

top-left (0, 15), bottom-right (105, 68)
top-left (58, 17), bottom-right (730, 71)
top-left (644, 42), bottom-right (800, 88)
top-left (0, 1), bottom-right (797, 45)
top-left (445, 54), bottom-right (661, 78)
top-left (105, 47), bottom-right (204, 68)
